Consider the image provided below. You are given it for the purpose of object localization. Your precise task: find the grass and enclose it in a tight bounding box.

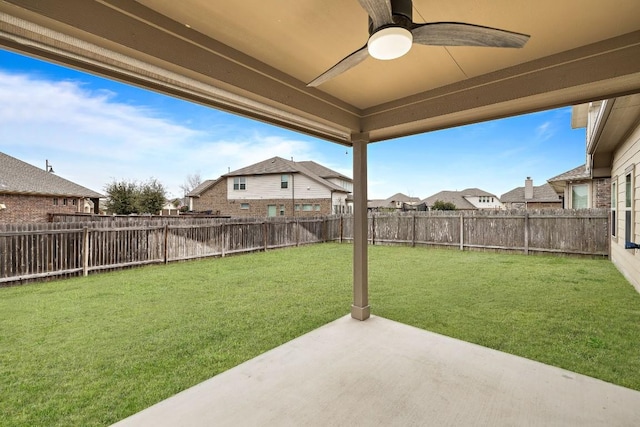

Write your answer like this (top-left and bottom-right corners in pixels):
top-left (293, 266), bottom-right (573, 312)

top-left (1, 243), bottom-right (639, 426)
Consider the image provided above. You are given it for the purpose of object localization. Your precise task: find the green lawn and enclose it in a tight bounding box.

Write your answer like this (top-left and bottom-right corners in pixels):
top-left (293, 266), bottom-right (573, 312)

top-left (1, 243), bottom-right (639, 426)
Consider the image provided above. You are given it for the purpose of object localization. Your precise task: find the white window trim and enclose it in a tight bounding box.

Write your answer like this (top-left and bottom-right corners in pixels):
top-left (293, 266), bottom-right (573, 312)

top-left (624, 164), bottom-right (635, 246)
top-left (569, 182), bottom-right (590, 209)
top-left (611, 176), bottom-right (618, 240)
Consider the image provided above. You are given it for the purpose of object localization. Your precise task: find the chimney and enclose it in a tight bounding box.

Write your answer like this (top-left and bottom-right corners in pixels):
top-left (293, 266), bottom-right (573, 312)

top-left (524, 177), bottom-right (533, 200)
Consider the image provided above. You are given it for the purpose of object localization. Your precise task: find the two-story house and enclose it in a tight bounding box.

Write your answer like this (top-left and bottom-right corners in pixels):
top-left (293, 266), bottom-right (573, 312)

top-left (188, 157), bottom-right (352, 217)
top-left (0, 152), bottom-right (102, 223)
top-left (572, 95), bottom-right (640, 292)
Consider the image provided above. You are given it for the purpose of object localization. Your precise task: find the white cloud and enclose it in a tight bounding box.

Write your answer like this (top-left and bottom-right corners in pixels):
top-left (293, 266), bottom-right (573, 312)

top-left (0, 71), bottom-right (319, 198)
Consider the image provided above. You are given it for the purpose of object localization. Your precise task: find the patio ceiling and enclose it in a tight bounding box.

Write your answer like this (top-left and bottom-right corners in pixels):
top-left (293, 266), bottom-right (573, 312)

top-left (1, 0), bottom-right (639, 145)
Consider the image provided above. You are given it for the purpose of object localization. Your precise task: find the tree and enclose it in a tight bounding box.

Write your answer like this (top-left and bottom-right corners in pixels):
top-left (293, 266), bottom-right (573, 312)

top-left (138, 178), bottom-right (167, 214)
top-left (104, 178), bottom-right (167, 215)
top-left (431, 200), bottom-right (456, 211)
top-left (179, 172), bottom-right (202, 196)
top-left (103, 180), bottom-right (138, 215)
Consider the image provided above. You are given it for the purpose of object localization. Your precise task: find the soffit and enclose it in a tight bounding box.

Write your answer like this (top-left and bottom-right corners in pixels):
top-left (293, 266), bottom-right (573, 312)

top-left (594, 94), bottom-right (640, 156)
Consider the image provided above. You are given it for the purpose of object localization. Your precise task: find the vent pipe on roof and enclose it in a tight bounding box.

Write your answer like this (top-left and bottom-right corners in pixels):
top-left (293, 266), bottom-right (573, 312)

top-left (524, 177), bottom-right (533, 200)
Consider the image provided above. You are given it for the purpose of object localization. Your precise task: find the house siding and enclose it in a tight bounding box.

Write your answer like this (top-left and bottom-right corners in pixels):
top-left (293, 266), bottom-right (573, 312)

top-left (0, 194), bottom-right (81, 223)
top-left (227, 174), bottom-right (331, 200)
top-left (610, 121), bottom-right (640, 292)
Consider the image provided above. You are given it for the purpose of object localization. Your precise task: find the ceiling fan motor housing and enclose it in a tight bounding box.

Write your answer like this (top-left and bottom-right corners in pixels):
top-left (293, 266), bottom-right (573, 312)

top-left (368, 0), bottom-right (413, 34)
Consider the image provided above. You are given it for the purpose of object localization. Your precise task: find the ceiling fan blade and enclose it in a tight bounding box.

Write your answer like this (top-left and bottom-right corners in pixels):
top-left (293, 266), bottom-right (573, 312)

top-left (358, 0), bottom-right (393, 29)
top-left (412, 23), bottom-right (530, 48)
top-left (307, 45), bottom-right (369, 87)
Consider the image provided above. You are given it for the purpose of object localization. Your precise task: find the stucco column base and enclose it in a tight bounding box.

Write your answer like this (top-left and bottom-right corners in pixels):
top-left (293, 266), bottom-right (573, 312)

top-left (351, 304), bottom-right (370, 321)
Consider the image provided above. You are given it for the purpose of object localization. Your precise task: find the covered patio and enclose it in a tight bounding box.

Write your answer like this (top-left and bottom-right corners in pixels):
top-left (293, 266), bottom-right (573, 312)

top-left (1, 0), bottom-right (640, 424)
top-left (113, 315), bottom-right (640, 426)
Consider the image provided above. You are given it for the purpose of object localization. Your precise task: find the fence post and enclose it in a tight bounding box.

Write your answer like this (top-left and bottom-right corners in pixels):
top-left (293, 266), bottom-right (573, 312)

top-left (82, 227), bottom-right (89, 277)
top-left (340, 215), bottom-right (343, 243)
top-left (371, 214), bottom-right (376, 245)
top-left (459, 213), bottom-right (464, 251)
top-left (296, 218), bottom-right (300, 247)
top-left (524, 212), bottom-right (529, 255)
top-left (163, 224), bottom-right (169, 264)
top-left (221, 223), bottom-right (226, 257)
top-left (322, 217), bottom-right (327, 243)
top-left (263, 221), bottom-right (268, 251)
top-left (412, 213), bottom-right (416, 247)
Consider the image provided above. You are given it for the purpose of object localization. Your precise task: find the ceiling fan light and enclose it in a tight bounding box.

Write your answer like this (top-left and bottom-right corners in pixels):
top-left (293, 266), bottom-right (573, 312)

top-left (368, 27), bottom-right (413, 60)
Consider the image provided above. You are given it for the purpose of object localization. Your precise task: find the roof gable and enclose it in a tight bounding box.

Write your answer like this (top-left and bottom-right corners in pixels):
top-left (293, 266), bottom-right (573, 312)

top-left (0, 152), bottom-right (102, 198)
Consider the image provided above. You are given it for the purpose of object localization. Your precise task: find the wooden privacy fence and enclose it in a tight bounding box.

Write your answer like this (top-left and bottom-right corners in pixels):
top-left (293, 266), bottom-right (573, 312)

top-left (0, 210), bottom-right (608, 285)
top-left (0, 217), bottom-right (339, 285)
top-left (350, 209), bottom-right (609, 257)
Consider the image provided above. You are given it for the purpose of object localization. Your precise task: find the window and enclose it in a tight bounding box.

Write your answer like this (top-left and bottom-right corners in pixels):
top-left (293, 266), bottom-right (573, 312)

top-left (72, 199), bottom-right (77, 206)
top-left (63, 198), bottom-right (68, 206)
top-left (267, 204), bottom-right (277, 217)
top-left (281, 175), bottom-right (288, 189)
top-left (303, 204), bottom-right (313, 211)
top-left (240, 203), bottom-right (249, 210)
top-left (53, 198), bottom-right (58, 206)
top-left (233, 177), bottom-right (246, 190)
top-left (625, 170), bottom-right (634, 245)
top-left (571, 184), bottom-right (588, 209)
top-left (295, 204), bottom-right (301, 211)
top-left (611, 179), bottom-right (617, 237)
top-left (314, 204), bottom-right (321, 211)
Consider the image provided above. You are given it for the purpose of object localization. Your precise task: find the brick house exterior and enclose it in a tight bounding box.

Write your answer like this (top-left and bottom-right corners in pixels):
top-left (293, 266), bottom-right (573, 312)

top-left (188, 157), bottom-right (352, 217)
top-left (547, 164), bottom-right (611, 209)
top-left (0, 152), bottom-right (102, 224)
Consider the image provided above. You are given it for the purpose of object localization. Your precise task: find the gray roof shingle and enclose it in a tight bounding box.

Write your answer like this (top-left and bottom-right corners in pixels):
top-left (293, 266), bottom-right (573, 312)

top-left (0, 152), bottom-right (102, 198)
top-left (422, 191), bottom-right (477, 210)
top-left (547, 164), bottom-right (589, 182)
top-left (500, 183), bottom-right (560, 203)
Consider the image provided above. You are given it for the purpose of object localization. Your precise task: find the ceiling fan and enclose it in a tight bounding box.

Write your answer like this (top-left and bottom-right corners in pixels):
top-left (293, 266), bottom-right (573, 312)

top-left (307, 0), bottom-right (530, 87)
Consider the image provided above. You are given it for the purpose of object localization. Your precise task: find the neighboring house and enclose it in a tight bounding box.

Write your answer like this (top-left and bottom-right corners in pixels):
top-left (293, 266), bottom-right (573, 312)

top-left (159, 199), bottom-right (181, 216)
top-left (500, 178), bottom-right (562, 209)
top-left (0, 152), bottom-right (103, 223)
top-left (572, 95), bottom-right (640, 292)
top-left (422, 188), bottom-right (502, 210)
top-left (187, 156), bottom-right (352, 217)
top-left (547, 164), bottom-right (610, 209)
top-left (368, 193), bottom-right (422, 211)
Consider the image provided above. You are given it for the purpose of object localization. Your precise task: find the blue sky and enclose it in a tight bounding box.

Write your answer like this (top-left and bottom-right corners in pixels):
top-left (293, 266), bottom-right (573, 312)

top-left (0, 48), bottom-right (586, 200)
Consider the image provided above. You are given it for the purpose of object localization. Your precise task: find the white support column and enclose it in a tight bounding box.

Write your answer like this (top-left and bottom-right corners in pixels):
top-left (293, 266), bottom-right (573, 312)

top-left (351, 133), bottom-right (370, 320)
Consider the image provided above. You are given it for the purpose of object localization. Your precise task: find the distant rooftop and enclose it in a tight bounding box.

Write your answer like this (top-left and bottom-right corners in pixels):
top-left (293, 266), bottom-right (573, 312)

top-left (0, 152), bottom-right (102, 198)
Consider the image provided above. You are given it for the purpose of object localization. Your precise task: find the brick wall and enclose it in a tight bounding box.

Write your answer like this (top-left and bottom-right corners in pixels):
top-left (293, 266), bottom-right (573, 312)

top-left (0, 194), bottom-right (81, 223)
top-left (192, 180), bottom-right (227, 214)
top-left (593, 178), bottom-right (611, 208)
top-left (192, 181), bottom-right (333, 217)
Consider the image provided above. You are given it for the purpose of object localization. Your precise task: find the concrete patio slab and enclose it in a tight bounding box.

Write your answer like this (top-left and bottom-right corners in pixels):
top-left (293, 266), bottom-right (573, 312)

top-left (112, 315), bottom-right (640, 426)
